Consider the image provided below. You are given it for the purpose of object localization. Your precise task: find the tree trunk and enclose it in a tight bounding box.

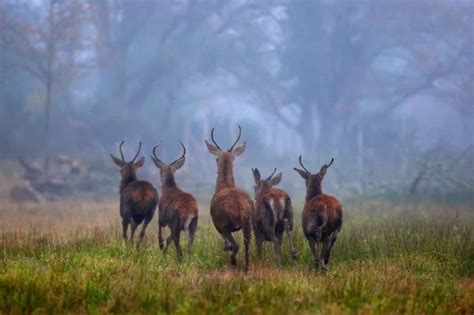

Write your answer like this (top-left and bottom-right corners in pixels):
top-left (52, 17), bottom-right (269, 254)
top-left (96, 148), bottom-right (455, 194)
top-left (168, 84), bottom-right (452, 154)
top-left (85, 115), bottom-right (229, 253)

top-left (299, 104), bottom-right (318, 158)
top-left (357, 122), bottom-right (365, 193)
top-left (44, 75), bottom-right (52, 172)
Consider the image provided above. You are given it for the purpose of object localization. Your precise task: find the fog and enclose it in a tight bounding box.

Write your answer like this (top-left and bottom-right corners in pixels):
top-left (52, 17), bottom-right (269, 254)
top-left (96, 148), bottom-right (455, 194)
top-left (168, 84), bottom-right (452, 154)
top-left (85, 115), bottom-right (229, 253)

top-left (0, 0), bottom-right (472, 201)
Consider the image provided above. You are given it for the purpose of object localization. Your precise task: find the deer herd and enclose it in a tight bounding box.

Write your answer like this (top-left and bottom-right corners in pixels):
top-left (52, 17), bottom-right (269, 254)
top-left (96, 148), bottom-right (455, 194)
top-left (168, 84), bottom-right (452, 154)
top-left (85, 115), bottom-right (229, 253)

top-left (110, 126), bottom-right (343, 272)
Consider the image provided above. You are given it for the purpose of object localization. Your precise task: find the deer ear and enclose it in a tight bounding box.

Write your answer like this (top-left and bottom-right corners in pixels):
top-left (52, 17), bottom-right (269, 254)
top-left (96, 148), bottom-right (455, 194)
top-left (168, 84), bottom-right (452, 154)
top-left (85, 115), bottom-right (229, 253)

top-left (110, 154), bottom-right (125, 167)
top-left (171, 157), bottom-right (185, 170)
top-left (231, 142), bottom-right (246, 156)
top-left (269, 172), bottom-right (282, 186)
top-left (134, 157), bottom-right (145, 168)
top-left (151, 156), bottom-right (166, 170)
top-left (205, 140), bottom-right (220, 156)
top-left (252, 168), bottom-right (261, 184)
top-left (293, 168), bottom-right (309, 180)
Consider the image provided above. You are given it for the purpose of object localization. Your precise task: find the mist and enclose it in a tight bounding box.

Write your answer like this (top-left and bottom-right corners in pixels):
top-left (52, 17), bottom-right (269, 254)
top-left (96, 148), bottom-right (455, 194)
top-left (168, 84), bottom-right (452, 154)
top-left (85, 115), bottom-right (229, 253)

top-left (0, 0), bottom-right (472, 202)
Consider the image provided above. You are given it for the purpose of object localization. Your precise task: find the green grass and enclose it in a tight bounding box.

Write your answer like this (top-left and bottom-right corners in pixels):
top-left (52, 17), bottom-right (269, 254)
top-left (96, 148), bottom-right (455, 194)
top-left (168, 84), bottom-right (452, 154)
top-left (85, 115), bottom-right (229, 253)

top-left (0, 200), bottom-right (473, 314)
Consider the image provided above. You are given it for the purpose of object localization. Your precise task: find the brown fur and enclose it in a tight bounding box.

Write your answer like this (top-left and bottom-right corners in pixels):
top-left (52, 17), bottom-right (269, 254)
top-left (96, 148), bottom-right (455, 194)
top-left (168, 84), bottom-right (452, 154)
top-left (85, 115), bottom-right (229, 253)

top-left (206, 127), bottom-right (253, 271)
top-left (151, 144), bottom-right (198, 258)
top-left (110, 141), bottom-right (158, 244)
top-left (294, 157), bottom-right (342, 271)
top-left (252, 168), bottom-right (297, 264)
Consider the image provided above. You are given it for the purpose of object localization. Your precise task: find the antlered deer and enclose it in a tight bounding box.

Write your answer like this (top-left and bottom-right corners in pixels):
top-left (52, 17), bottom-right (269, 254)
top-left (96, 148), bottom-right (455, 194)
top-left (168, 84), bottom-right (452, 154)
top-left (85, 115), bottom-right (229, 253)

top-left (110, 140), bottom-right (158, 244)
top-left (205, 126), bottom-right (253, 271)
top-left (293, 156), bottom-right (342, 271)
top-left (252, 168), bottom-right (297, 265)
top-left (151, 141), bottom-right (198, 258)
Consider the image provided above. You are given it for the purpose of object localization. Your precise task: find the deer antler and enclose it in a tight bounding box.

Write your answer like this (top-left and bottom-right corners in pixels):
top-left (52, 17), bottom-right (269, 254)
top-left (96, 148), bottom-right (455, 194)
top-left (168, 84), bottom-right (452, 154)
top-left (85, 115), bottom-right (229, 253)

top-left (152, 141), bottom-right (164, 162)
top-left (299, 155), bottom-right (310, 174)
top-left (266, 168), bottom-right (277, 180)
top-left (326, 158), bottom-right (334, 168)
top-left (119, 140), bottom-right (125, 161)
top-left (210, 128), bottom-right (222, 150)
top-left (171, 141), bottom-right (186, 165)
top-left (228, 125), bottom-right (242, 152)
top-left (131, 141), bottom-right (142, 162)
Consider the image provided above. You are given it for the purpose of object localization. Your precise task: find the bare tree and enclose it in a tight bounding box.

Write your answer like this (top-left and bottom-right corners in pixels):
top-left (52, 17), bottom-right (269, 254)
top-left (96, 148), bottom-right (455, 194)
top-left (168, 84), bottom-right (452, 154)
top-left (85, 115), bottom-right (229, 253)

top-left (1, 0), bottom-right (91, 170)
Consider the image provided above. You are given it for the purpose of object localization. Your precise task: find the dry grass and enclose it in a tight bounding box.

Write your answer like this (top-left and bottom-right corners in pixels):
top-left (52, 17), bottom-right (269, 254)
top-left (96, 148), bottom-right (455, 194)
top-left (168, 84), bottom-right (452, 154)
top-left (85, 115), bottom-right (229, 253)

top-left (0, 198), bottom-right (473, 314)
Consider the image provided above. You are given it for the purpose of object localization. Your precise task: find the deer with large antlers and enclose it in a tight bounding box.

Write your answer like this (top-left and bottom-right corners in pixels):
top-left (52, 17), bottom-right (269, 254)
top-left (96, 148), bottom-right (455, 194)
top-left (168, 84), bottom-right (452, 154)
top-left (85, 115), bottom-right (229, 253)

top-left (251, 168), bottom-right (297, 265)
top-left (293, 156), bottom-right (342, 271)
top-left (151, 141), bottom-right (198, 258)
top-left (205, 126), bottom-right (253, 271)
top-left (110, 141), bottom-right (158, 243)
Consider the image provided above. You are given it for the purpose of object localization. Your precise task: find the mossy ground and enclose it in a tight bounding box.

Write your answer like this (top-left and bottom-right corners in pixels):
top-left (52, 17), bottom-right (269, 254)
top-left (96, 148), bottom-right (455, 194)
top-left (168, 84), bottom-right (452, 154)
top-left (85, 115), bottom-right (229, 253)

top-left (0, 200), bottom-right (473, 314)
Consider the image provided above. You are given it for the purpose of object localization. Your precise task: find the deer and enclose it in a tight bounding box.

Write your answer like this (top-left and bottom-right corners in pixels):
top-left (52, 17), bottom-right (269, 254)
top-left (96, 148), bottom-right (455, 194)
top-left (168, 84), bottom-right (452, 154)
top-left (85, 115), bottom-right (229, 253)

top-left (110, 140), bottom-right (158, 244)
top-left (150, 141), bottom-right (198, 259)
top-left (205, 126), bottom-right (253, 271)
top-left (251, 168), bottom-right (297, 265)
top-left (293, 156), bottom-right (342, 271)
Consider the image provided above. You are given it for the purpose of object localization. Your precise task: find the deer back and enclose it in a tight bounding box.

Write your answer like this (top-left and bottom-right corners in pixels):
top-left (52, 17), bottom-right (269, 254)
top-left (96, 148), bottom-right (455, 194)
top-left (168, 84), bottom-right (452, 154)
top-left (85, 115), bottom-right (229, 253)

top-left (206, 127), bottom-right (253, 230)
top-left (151, 142), bottom-right (198, 229)
top-left (294, 156), bottom-right (342, 239)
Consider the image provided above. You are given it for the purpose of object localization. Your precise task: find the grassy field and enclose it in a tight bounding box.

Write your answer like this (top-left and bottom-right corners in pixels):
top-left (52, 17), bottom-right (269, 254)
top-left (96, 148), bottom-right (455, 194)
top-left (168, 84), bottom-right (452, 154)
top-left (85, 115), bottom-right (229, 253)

top-left (0, 199), bottom-right (473, 314)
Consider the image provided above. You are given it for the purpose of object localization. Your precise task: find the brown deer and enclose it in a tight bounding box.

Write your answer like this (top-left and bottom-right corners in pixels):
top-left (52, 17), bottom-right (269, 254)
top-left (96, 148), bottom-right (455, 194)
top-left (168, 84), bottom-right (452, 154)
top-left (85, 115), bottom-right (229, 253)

top-left (151, 141), bottom-right (198, 259)
top-left (252, 168), bottom-right (297, 265)
top-left (110, 140), bottom-right (158, 244)
top-left (205, 126), bottom-right (253, 271)
top-left (293, 156), bottom-right (342, 271)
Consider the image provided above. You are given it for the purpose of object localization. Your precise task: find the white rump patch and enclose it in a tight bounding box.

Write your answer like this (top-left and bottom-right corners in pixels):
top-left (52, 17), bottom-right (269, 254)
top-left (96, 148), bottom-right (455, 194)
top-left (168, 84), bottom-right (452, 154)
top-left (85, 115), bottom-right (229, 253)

top-left (266, 198), bottom-right (277, 220)
top-left (184, 215), bottom-right (195, 231)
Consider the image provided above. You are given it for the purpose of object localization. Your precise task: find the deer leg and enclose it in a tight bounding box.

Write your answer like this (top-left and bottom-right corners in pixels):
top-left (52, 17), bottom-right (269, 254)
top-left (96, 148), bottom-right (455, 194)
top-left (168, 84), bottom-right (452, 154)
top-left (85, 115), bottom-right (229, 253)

top-left (284, 219), bottom-right (297, 261)
top-left (139, 219), bottom-right (150, 243)
top-left (222, 233), bottom-right (233, 251)
top-left (319, 239), bottom-right (332, 272)
top-left (223, 231), bottom-right (239, 267)
top-left (269, 222), bottom-right (281, 266)
top-left (170, 216), bottom-right (183, 260)
top-left (171, 227), bottom-right (183, 259)
top-left (272, 236), bottom-right (282, 267)
top-left (130, 222), bottom-right (138, 244)
top-left (122, 219), bottom-right (129, 242)
top-left (187, 217), bottom-right (197, 255)
top-left (254, 226), bottom-right (264, 258)
top-left (243, 224), bottom-right (251, 272)
top-left (324, 234), bottom-right (338, 265)
top-left (163, 233), bottom-right (172, 254)
top-left (158, 223), bottom-right (164, 250)
top-left (308, 238), bottom-right (320, 270)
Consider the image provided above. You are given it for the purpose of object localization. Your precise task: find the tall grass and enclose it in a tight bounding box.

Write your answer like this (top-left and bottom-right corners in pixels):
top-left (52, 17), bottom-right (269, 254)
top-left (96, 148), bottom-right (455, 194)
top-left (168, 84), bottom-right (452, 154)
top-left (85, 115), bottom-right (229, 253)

top-left (0, 199), bottom-right (473, 314)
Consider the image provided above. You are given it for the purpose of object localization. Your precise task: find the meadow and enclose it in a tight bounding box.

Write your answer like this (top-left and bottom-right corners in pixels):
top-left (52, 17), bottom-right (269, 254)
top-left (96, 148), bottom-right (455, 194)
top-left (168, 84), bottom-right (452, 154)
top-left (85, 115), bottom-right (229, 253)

top-left (0, 199), bottom-right (473, 314)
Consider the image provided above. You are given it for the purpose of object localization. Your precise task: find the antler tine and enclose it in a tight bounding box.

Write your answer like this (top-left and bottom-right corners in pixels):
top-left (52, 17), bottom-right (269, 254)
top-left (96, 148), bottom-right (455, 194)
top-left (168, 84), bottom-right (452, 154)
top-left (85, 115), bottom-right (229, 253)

top-left (299, 155), bottom-right (310, 174)
top-left (266, 168), bottom-right (277, 180)
top-left (131, 141), bottom-right (142, 162)
top-left (326, 158), bottom-right (334, 168)
top-left (152, 141), bottom-right (163, 160)
top-left (228, 125), bottom-right (242, 152)
top-left (172, 141), bottom-right (186, 164)
top-left (119, 140), bottom-right (125, 161)
top-left (210, 128), bottom-right (222, 150)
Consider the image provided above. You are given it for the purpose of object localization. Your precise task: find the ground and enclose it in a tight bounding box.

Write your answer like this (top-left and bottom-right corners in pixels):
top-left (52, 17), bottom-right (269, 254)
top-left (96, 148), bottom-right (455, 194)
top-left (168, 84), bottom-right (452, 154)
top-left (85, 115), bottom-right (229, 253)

top-left (0, 199), bottom-right (473, 314)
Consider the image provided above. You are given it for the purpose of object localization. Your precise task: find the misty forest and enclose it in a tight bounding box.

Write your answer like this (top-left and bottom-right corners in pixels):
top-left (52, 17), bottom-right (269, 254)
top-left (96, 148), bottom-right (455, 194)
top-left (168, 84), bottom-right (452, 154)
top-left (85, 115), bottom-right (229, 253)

top-left (0, 0), bottom-right (473, 314)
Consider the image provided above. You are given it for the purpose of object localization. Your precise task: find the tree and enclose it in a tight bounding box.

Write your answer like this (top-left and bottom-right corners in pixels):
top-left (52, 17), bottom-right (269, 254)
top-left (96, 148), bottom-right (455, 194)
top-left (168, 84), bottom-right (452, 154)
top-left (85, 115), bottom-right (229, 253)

top-left (88, 0), bottom-right (280, 142)
top-left (1, 0), bottom-right (91, 170)
top-left (281, 0), bottom-right (473, 167)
